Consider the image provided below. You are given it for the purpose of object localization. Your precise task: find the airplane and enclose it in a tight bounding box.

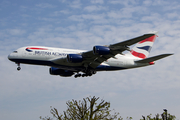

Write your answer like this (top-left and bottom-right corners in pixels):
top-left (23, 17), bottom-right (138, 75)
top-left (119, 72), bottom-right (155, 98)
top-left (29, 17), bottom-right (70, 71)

top-left (8, 31), bottom-right (173, 78)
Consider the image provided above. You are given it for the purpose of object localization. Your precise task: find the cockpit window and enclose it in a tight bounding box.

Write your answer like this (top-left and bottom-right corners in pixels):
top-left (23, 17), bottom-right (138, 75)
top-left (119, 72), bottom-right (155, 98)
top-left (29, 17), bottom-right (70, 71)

top-left (13, 51), bottom-right (18, 53)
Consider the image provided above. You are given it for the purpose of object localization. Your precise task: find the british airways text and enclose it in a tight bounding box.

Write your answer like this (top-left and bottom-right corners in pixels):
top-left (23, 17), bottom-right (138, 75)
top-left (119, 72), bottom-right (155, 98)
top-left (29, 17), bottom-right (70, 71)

top-left (34, 51), bottom-right (67, 56)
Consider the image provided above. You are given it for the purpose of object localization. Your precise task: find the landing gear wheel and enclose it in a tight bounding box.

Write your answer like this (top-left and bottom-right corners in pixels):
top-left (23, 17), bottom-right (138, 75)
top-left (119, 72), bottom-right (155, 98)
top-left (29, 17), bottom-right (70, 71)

top-left (74, 69), bottom-right (97, 78)
top-left (74, 73), bottom-right (82, 78)
top-left (16, 63), bottom-right (21, 71)
top-left (92, 71), bottom-right (96, 74)
top-left (17, 67), bottom-right (21, 71)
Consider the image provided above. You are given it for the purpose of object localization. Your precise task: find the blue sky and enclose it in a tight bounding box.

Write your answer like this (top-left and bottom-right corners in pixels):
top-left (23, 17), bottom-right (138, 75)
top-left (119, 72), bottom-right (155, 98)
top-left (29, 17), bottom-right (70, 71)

top-left (0, 0), bottom-right (180, 119)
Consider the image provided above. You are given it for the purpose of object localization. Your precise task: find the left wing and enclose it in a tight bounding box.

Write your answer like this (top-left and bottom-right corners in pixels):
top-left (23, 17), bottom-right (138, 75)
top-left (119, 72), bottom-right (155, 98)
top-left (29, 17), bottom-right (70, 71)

top-left (52, 32), bottom-right (157, 69)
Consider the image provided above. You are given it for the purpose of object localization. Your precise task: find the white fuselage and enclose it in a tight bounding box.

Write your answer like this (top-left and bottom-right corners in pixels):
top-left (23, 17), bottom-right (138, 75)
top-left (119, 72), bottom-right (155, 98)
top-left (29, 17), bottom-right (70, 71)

top-left (8, 46), bottom-right (150, 72)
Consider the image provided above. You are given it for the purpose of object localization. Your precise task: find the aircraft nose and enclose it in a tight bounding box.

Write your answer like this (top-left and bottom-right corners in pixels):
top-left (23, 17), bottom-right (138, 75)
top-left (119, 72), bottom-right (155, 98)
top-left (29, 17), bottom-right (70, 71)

top-left (8, 50), bottom-right (20, 62)
top-left (8, 52), bottom-right (17, 61)
top-left (8, 53), bottom-right (13, 61)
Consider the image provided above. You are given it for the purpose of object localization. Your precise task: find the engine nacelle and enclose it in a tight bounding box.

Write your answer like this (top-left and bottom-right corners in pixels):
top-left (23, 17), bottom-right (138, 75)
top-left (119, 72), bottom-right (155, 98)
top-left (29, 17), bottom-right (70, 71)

top-left (93, 46), bottom-right (110, 55)
top-left (49, 67), bottom-right (74, 77)
top-left (67, 54), bottom-right (83, 63)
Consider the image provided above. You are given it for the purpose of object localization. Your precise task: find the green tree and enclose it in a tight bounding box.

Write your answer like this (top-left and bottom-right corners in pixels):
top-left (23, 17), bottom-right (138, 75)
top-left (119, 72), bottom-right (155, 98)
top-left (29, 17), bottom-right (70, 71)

top-left (40, 96), bottom-right (176, 120)
top-left (141, 110), bottom-right (176, 120)
top-left (40, 96), bottom-right (125, 120)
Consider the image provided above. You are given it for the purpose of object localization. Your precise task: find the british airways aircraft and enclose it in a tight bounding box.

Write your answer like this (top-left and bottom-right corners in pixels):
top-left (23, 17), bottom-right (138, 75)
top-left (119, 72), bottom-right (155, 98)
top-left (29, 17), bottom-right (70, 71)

top-left (8, 31), bottom-right (173, 78)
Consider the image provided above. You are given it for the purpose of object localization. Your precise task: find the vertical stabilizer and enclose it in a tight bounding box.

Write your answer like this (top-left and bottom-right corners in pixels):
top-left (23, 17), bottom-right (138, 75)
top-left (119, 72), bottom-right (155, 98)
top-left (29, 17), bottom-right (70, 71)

top-left (128, 31), bottom-right (158, 59)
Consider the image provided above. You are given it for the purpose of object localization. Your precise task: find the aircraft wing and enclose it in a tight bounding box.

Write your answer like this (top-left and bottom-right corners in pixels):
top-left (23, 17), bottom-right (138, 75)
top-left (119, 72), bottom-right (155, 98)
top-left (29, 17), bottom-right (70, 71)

top-left (81, 33), bottom-right (157, 68)
top-left (52, 32), bottom-right (157, 69)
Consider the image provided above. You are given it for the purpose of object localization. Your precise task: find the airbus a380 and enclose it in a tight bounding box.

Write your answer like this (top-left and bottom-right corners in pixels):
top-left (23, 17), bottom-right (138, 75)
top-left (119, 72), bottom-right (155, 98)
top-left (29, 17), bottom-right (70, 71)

top-left (8, 31), bottom-right (173, 78)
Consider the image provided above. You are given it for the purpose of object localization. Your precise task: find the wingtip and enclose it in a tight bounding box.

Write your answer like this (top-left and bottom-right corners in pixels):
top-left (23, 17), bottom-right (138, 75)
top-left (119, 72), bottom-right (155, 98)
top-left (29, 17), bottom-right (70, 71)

top-left (148, 31), bottom-right (159, 35)
top-left (167, 53), bottom-right (174, 56)
top-left (161, 53), bottom-right (174, 58)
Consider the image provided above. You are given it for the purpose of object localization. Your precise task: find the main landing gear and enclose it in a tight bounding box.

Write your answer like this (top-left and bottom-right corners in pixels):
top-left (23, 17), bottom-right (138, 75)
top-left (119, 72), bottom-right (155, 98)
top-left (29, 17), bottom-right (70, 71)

top-left (74, 70), bottom-right (96, 78)
top-left (16, 63), bottom-right (21, 71)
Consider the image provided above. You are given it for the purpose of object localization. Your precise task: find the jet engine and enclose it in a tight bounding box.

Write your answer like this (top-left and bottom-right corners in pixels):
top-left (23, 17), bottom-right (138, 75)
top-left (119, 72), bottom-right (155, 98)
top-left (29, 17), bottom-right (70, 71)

top-left (93, 46), bottom-right (110, 55)
top-left (67, 54), bottom-right (83, 63)
top-left (49, 67), bottom-right (74, 77)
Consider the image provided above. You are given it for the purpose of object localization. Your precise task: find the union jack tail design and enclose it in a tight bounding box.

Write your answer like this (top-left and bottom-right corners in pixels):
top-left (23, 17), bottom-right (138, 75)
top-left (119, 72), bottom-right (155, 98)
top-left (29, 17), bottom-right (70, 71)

top-left (129, 33), bottom-right (157, 59)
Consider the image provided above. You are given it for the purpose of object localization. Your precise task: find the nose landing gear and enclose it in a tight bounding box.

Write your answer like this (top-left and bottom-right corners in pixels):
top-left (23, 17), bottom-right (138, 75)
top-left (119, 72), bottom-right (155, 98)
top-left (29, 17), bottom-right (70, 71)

top-left (17, 67), bottom-right (21, 71)
top-left (16, 63), bottom-right (21, 71)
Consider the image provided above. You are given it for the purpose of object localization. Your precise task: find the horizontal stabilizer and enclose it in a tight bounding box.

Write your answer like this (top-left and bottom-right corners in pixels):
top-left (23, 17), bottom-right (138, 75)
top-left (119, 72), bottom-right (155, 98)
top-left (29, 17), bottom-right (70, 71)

top-left (135, 54), bottom-right (173, 63)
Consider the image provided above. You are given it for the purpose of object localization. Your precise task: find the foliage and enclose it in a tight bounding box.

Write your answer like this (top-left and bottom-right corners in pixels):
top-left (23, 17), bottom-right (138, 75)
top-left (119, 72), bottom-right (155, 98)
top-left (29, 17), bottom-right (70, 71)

top-left (141, 111), bottom-right (176, 120)
top-left (40, 96), bottom-right (124, 120)
top-left (40, 96), bottom-right (176, 120)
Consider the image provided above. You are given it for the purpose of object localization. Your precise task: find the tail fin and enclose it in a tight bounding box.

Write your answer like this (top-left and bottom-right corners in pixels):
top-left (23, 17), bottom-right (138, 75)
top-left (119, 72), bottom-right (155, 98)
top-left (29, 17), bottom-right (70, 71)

top-left (129, 31), bottom-right (158, 59)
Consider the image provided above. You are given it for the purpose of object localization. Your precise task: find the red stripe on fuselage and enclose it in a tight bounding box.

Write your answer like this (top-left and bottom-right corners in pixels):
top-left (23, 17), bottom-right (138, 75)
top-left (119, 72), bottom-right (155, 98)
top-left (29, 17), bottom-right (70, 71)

top-left (130, 50), bottom-right (146, 59)
top-left (26, 47), bottom-right (48, 50)
top-left (138, 35), bottom-right (156, 44)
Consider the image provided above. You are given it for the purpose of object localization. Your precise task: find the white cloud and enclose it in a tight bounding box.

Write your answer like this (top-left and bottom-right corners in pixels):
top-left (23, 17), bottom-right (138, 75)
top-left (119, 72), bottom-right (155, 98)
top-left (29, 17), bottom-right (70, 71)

top-left (21, 14), bottom-right (31, 18)
top-left (91, 0), bottom-right (104, 4)
top-left (84, 5), bottom-right (107, 12)
top-left (52, 10), bottom-right (70, 16)
top-left (107, 6), bottom-right (148, 21)
top-left (109, 0), bottom-right (137, 6)
top-left (141, 13), bottom-right (161, 22)
top-left (35, 3), bottom-right (56, 8)
top-left (59, 0), bottom-right (66, 3)
top-left (152, 0), bottom-right (168, 6)
top-left (37, 17), bottom-right (58, 22)
top-left (107, 10), bottom-right (131, 19)
top-left (68, 13), bottom-right (107, 24)
top-left (167, 12), bottom-right (179, 19)
top-left (69, 0), bottom-right (82, 8)
top-left (143, 0), bottom-right (153, 6)
top-left (59, 10), bottom-right (70, 14)
top-left (6, 29), bottom-right (26, 36)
